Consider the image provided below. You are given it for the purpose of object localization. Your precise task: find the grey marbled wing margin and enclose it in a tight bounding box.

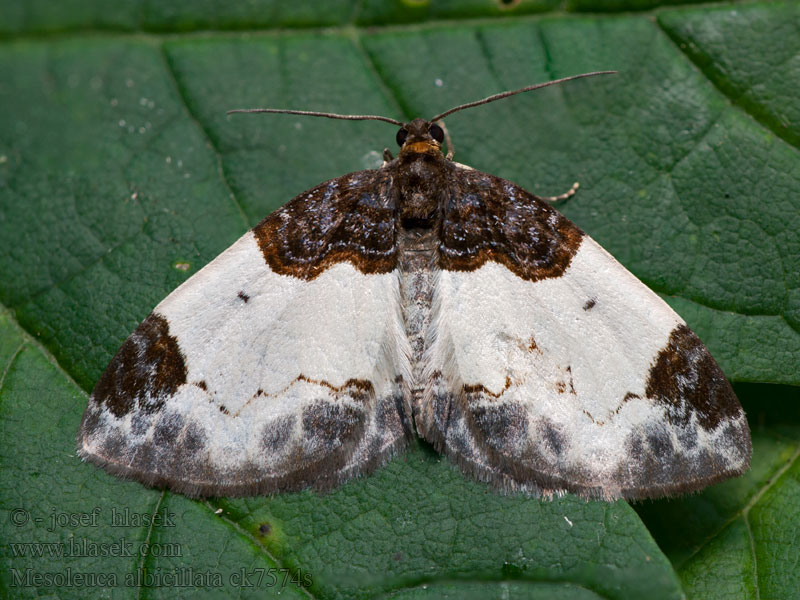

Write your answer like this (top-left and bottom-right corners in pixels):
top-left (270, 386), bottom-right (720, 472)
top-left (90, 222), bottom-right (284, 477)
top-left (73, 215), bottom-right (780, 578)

top-left (417, 324), bottom-right (751, 500)
top-left (77, 313), bottom-right (413, 497)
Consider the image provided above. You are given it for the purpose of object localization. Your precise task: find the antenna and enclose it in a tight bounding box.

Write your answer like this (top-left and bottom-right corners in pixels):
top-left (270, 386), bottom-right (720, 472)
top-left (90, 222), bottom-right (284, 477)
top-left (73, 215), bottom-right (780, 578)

top-left (430, 71), bottom-right (616, 122)
top-left (226, 71), bottom-right (616, 126)
top-left (226, 107), bottom-right (402, 126)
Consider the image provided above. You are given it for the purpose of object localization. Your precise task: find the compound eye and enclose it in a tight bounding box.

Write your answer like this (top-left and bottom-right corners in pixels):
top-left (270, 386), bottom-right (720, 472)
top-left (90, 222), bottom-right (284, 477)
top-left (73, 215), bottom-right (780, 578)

top-left (396, 128), bottom-right (409, 147)
top-left (429, 123), bottom-right (444, 143)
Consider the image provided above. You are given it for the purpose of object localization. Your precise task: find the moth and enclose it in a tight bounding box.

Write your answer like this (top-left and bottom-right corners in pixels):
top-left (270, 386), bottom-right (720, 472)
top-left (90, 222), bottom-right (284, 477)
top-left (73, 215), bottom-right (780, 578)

top-left (78, 72), bottom-right (751, 500)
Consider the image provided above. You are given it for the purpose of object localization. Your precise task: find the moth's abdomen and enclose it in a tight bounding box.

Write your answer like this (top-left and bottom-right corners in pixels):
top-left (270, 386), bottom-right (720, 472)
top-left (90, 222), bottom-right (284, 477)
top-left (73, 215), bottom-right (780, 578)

top-left (397, 227), bottom-right (438, 413)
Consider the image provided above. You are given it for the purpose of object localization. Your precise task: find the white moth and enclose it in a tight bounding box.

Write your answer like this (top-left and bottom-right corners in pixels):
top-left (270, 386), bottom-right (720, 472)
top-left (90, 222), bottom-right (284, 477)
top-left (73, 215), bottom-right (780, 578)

top-left (78, 73), bottom-right (751, 499)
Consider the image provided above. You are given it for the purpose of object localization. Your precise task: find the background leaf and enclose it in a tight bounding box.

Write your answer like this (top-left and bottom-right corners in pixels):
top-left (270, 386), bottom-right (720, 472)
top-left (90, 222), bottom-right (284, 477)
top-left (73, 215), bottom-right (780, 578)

top-left (1, 1), bottom-right (798, 598)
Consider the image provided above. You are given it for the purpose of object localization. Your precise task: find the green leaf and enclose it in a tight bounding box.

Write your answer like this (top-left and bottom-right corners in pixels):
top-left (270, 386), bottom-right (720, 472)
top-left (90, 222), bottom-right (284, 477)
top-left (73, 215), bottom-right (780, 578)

top-left (1, 2), bottom-right (798, 599)
top-left (636, 384), bottom-right (800, 599)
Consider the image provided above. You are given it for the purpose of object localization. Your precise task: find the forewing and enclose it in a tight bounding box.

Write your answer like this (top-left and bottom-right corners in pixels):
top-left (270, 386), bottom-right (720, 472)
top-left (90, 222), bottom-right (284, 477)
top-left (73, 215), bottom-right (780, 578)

top-left (417, 170), bottom-right (751, 500)
top-left (78, 170), bottom-right (413, 497)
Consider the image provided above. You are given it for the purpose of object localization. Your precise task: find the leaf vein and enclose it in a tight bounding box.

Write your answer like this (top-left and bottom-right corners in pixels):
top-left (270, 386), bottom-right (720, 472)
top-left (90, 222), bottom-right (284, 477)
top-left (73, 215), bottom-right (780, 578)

top-left (158, 43), bottom-right (250, 230)
top-left (135, 490), bottom-right (167, 600)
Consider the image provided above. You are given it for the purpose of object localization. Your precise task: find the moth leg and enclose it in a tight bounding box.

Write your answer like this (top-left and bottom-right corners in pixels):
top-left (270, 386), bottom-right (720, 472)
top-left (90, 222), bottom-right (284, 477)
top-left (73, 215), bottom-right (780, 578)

top-left (533, 181), bottom-right (580, 204)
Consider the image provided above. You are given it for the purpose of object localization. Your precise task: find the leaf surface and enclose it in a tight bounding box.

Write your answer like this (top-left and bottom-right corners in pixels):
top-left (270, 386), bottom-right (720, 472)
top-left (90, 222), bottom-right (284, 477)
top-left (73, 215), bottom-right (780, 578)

top-left (1, 3), bottom-right (798, 598)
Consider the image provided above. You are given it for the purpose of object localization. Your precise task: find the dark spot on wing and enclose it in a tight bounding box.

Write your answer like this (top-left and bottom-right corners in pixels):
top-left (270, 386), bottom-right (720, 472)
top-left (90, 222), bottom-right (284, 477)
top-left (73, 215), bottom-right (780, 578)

top-left (538, 419), bottom-right (567, 458)
top-left (253, 170), bottom-right (398, 279)
top-left (583, 298), bottom-right (596, 310)
top-left (645, 324), bottom-right (742, 430)
top-left (130, 412), bottom-right (150, 436)
top-left (301, 402), bottom-right (365, 459)
top-left (566, 366), bottom-right (576, 395)
top-left (195, 380), bottom-right (207, 391)
top-left (616, 422), bottom-right (723, 495)
top-left (463, 376), bottom-right (513, 399)
top-left (645, 427), bottom-right (674, 457)
top-left (470, 402), bottom-right (528, 453)
top-left (180, 422), bottom-right (206, 455)
top-left (376, 388), bottom-right (414, 442)
top-left (153, 412), bottom-right (185, 448)
top-left (98, 428), bottom-right (126, 460)
top-left (613, 392), bottom-right (641, 416)
top-left (440, 169), bottom-right (584, 281)
top-left (677, 424), bottom-right (699, 451)
top-left (237, 291), bottom-right (250, 303)
top-left (92, 313), bottom-right (187, 418)
top-left (260, 415), bottom-right (296, 453)
top-left (128, 420), bottom-right (214, 488)
top-left (295, 375), bottom-right (374, 403)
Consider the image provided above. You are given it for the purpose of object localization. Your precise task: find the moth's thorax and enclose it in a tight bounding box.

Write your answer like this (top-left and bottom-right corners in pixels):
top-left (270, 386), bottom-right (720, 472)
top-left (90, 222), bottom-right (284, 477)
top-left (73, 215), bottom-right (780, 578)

top-left (392, 120), bottom-right (447, 403)
top-left (394, 131), bottom-right (448, 225)
top-left (394, 155), bottom-right (448, 222)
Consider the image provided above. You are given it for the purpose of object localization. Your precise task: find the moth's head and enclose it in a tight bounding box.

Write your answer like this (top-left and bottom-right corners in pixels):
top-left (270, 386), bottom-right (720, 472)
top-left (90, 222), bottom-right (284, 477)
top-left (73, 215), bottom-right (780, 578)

top-left (395, 118), bottom-right (445, 157)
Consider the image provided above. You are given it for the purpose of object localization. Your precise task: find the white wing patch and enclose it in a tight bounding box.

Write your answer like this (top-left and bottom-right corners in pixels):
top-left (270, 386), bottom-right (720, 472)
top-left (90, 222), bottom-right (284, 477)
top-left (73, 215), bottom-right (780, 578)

top-left (79, 131), bottom-right (751, 500)
top-left (417, 236), bottom-right (750, 499)
top-left (79, 231), bottom-right (412, 496)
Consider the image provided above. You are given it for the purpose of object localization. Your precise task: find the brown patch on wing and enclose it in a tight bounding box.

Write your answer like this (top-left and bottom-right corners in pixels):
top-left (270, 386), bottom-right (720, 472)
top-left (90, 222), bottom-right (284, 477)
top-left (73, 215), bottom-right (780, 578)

top-left (584, 391), bottom-right (640, 426)
top-left (91, 313), bottom-right (187, 418)
top-left (463, 376), bottom-right (513, 400)
top-left (253, 170), bottom-right (397, 280)
top-left (295, 374), bottom-right (374, 398)
top-left (418, 324), bottom-right (751, 500)
top-left (233, 374), bottom-right (374, 417)
top-left (555, 366), bottom-right (576, 396)
top-left (583, 298), bottom-right (596, 310)
top-left (439, 169), bottom-right (584, 281)
top-left (645, 324), bottom-right (742, 430)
